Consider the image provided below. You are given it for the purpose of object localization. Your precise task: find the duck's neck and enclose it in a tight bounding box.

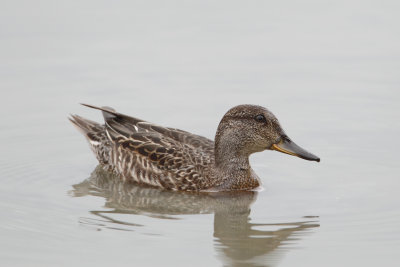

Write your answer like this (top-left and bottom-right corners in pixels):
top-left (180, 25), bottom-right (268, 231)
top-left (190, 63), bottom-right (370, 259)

top-left (213, 130), bottom-right (259, 190)
top-left (215, 142), bottom-right (251, 170)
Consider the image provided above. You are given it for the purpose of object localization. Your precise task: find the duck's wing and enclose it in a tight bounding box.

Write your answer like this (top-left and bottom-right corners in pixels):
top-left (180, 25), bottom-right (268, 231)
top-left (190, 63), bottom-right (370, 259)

top-left (81, 104), bottom-right (214, 153)
top-left (81, 104), bottom-right (215, 190)
top-left (116, 131), bottom-right (213, 189)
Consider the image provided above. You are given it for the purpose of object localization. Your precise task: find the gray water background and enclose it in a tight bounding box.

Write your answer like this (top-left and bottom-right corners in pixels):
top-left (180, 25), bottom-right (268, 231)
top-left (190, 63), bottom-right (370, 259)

top-left (1, 1), bottom-right (399, 266)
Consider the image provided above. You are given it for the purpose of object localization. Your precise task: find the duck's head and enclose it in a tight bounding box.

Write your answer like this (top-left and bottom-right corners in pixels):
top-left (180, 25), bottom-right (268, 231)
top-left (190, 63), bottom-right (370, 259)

top-left (214, 105), bottom-right (320, 164)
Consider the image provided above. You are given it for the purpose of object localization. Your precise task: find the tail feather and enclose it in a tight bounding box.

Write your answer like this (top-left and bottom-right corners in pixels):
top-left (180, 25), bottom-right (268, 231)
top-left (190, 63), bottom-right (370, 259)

top-left (69, 114), bottom-right (106, 144)
top-left (69, 114), bottom-right (110, 165)
top-left (69, 115), bottom-right (99, 134)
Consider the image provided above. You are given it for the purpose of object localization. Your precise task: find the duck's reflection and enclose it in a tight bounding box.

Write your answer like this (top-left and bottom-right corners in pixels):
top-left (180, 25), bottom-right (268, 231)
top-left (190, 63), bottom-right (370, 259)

top-left (71, 166), bottom-right (319, 267)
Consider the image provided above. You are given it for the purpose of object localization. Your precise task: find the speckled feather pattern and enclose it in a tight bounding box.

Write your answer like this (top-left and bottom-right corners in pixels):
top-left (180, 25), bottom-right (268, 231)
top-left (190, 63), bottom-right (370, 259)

top-left (70, 105), bottom-right (217, 191)
top-left (70, 104), bottom-right (318, 191)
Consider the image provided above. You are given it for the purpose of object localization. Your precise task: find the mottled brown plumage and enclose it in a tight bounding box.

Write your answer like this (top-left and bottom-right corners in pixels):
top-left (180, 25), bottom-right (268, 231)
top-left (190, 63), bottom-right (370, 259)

top-left (70, 104), bottom-right (320, 191)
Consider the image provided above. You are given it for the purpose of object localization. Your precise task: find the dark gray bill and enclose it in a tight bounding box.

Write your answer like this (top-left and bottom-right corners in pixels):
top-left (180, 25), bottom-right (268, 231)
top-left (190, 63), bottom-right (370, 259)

top-left (271, 136), bottom-right (320, 162)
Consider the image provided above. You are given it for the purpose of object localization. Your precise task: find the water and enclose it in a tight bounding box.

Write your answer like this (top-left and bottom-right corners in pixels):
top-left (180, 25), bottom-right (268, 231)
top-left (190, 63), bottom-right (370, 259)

top-left (1, 1), bottom-right (399, 266)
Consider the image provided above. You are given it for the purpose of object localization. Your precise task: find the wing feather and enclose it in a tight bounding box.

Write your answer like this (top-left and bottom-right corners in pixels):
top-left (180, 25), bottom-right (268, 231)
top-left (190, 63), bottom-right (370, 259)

top-left (80, 104), bottom-right (215, 190)
top-left (82, 104), bottom-right (214, 151)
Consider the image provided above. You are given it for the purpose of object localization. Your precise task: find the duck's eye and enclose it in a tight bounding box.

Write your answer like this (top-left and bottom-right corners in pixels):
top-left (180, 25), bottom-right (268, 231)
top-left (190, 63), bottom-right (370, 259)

top-left (255, 114), bottom-right (266, 122)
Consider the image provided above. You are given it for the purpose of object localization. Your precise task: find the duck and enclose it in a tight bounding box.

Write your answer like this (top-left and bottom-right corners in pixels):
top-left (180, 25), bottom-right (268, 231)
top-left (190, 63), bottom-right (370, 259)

top-left (70, 104), bottom-right (320, 191)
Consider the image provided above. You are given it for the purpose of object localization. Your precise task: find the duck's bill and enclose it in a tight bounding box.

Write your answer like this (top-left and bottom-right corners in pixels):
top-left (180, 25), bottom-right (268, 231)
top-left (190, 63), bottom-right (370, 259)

top-left (271, 137), bottom-right (320, 162)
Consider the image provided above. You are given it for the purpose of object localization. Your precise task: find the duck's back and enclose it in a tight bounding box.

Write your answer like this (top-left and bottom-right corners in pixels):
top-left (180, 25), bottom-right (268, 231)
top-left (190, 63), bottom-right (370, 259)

top-left (70, 105), bottom-right (215, 191)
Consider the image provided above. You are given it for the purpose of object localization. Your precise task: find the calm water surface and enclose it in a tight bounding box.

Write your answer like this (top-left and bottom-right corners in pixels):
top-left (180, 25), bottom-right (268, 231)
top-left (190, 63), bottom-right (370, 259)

top-left (1, 1), bottom-right (399, 266)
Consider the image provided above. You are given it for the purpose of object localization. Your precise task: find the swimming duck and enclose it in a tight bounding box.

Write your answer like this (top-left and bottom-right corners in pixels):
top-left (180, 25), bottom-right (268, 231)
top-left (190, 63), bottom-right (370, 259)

top-left (70, 104), bottom-right (320, 191)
